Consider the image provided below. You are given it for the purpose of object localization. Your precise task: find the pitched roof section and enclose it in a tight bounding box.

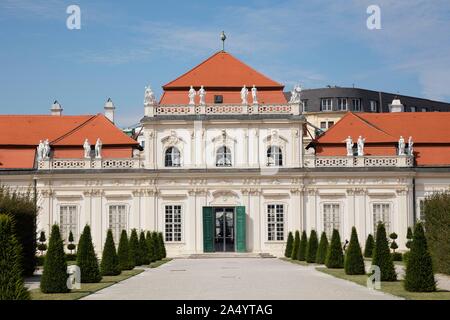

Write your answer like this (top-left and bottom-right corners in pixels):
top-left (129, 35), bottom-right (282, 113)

top-left (163, 51), bottom-right (284, 89)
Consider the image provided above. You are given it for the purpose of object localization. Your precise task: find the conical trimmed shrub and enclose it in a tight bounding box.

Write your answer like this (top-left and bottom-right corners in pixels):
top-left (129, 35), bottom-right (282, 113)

top-left (298, 231), bottom-right (308, 261)
top-left (291, 231), bottom-right (300, 260)
top-left (404, 223), bottom-right (436, 292)
top-left (325, 229), bottom-right (344, 268)
top-left (158, 232), bottom-right (167, 259)
top-left (306, 230), bottom-right (318, 263)
top-left (40, 224), bottom-right (68, 293)
top-left (345, 227), bottom-right (365, 275)
top-left (406, 227), bottom-right (413, 249)
top-left (100, 229), bottom-right (120, 276)
top-left (146, 231), bottom-right (156, 263)
top-left (139, 231), bottom-right (150, 265)
top-left (152, 232), bottom-right (161, 260)
top-left (117, 230), bottom-right (132, 270)
top-left (284, 232), bottom-right (294, 258)
top-left (372, 223), bottom-right (396, 281)
top-left (316, 232), bottom-right (329, 264)
top-left (76, 225), bottom-right (101, 283)
top-left (67, 231), bottom-right (76, 254)
top-left (364, 234), bottom-right (374, 258)
top-left (128, 229), bottom-right (140, 266)
top-left (0, 214), bottom-right (30, 299)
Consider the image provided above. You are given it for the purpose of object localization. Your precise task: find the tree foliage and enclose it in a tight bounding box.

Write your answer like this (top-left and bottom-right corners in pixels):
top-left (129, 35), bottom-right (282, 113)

top-left (306, 230), bottom-right (318, 263)
top-left (291, 231), bottom-right (300, 260)
top-left (284, 232), bottom-right (294, 258)
top-left (139, 231), bottom-right (150, 265)
top-left (117, 230), bottom-right (133, 271)
top-left (128, 229), bottom-right (140, 266)
top-left (372, 223), bottom-right (397, 281)
top-left (364, 234), bottom-right (374, 258)
top-left (76, 225), bottom-right (101, 283)
top-left (298, 231), bottom-right (308, 261)
top-left (316, 232), bottom-right (329, 264)
top-left (100, 229), bottom-right (120, 276)
top-left (344, 227), bottom-right (365, 275)
top-left (325, 229), bottom-right (344, 268)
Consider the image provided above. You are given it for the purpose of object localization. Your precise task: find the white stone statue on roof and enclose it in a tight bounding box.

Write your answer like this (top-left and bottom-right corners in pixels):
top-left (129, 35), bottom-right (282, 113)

top-left (241, 85), bottom-right (249, 105)
top-left (398, 136), bottom-right (406, 156)
top-left (42, 139), bottom-right (50, 160)
top-left (289, 84), bottom-right (302, 104)
top-left (357, 136), bottom-right (365, 156)
top-left (188, 86), bottom-right (196, 105)
top-left (251, 85), bottom-right (258, 105)
top-left (36, 140), bottom-right (44, 160)
top-left (144, 85), bottom-right (157, 106)
top-left (408, 136), bottom-right (414, 156)
top-left (345, 136), bottom-right (353, 156)
top-left (83, 139), bottom-right (91, 159)
top-left (198, 85), bottom-right (206, 105)
top-left (95, 138), bottom-right (102, 159)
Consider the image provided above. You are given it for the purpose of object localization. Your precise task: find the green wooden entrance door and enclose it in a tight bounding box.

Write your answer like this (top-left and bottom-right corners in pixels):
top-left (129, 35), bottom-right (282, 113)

top-left (202, 207), bottom-right (214, 252)
top-left (235, 206), bottom-right (247, 252)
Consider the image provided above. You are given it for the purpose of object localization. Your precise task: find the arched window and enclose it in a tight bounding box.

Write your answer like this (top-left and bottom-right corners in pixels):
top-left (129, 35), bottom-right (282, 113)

top-left (216, 146), bottom-right (232, 167)
top-left (165, 147), bottom-right (181, 167)
top-left (267, 146), bottom-right (283, 166)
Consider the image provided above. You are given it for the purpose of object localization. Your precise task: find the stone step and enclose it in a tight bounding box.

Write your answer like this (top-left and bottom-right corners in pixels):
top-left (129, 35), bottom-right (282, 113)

top-left (185, 253), bottom-right (277, 259)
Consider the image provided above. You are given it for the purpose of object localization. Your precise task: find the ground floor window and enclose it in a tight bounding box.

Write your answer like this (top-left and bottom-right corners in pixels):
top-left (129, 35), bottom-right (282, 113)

top-left (267, 204), bottom-right (284, 241)
top-left (418, 199), bottom-right (426, 222)
top-left (165, 205), bottom-right (182, 242)
top-left (373, 203), bottom-right (391, 233)
top-left (109, 205), bottom-right (127, 243)
top-left (323, 203), bottom-right (340, 239)
top-left (60, 205), bottom-right (77, 243)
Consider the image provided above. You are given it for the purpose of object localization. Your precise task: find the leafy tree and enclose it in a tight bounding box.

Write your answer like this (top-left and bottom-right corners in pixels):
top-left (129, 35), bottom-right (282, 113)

top-left (372, 223), bottom-right (397, 281)
top-left (146, 231), bottom-right (156, 263)
top-left (284, 232), bottom-right (294, 258)
top-left (139, 231), bottom-right (150, 265)
top-left (389, 232), bottom-right (398, 253)
top-left (404, 223), bottom-right (436, 292)
top-left (291, 231), bottom-right (300, 260)
top-left (37, 231), bottom-right (47, 256)
top-left (325, 229), bottom-right (344, 268)
top-left (128, 229), bottom-right (140, 266)
top-left (158, 232), bottom-right (167, 259)
top-left (364, 234), bottom-right (375, 258)
top-left (406, 227), bottom-right (413, 249)
top-left (76, 225), bottom-right (101, 283)
top-left (0, 214), bottom-right (30, 299)
top-left (306, 230), bottom-right (318, 263)
top-left (100, 229), bottom-right (120, 276)
top-left (298, 231), bottom-right (308, 261)
top-left (316, 232), bottom-right (329, 264)
top-left (344, 227), bottom-right (365, 275)
top-left (117, 230), bottom-right (133, 270)
top-left (67, 231), bottom-right (76, 254)
top-left (40, 224), bottom-right (69, 293)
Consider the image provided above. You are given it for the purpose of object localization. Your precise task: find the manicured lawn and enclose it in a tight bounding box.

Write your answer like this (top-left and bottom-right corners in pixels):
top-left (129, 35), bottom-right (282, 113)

top-left (316, 267), bottom-right (450, 300)
top-left (280, 257), bottom-right (310, 266)
top-left (30, 269), bottom-right (144, 300)
top-left (149, 258), bottom-right (172, 268)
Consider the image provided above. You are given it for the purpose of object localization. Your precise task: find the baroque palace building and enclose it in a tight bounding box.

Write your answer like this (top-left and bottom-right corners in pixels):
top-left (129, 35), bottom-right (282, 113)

top-left (1, 50), bottom-right (449, 257)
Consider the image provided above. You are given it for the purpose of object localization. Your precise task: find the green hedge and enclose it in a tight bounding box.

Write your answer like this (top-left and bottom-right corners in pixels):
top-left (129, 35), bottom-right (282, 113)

top-left (76, 225), bottom-right (101, 283)
top-left (316, 232), bottom-right (328, 264)
top-left (284, 232), bottom-right (294, 258)
top-left (325, 229), bottom-right (344, 268)
top-left (364, 234), bottom-right (374, 258)
top-left (306, 230), bottom-right (318, 263)
top-left (344, 227), bottom-right (365, 275)
top-left (298, 231), bottom-right (308, 261)
top-left (291, 231), bottom-right (300, 260)
top-left (372, 223), bottom-right (396, 281)
top-left (100, 229), bottom-right (120, 276)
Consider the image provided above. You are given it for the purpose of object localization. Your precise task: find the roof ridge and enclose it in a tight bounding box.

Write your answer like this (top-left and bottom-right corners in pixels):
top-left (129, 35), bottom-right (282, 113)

top-left (350, 112), bottom-right (395, 139)
top-left (50, 114), bottom-right (98, 144)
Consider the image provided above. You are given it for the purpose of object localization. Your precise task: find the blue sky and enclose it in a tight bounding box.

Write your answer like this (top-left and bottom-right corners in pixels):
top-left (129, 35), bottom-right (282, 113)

top-left (0, 0), bottom-right (449, 127)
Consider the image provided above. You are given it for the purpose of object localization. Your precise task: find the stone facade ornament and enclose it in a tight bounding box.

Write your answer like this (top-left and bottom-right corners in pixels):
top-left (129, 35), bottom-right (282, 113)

top-left (345, 136), bottom-right (353, 156)
top-left (198, 85), bottom-right (206, 105)
top-left (289, 84), bottom-right (302, 104)
top-left (83, 139), bottom-right (91, 159)
top-left (188, 85), bottom-right (196, 105)
top-left (398, 136), bottom-right (406, 156)
top-left (37, 140), bottom-right (44, 160)
top-left (251, 85), bottom-right (258, 104)
top-left (95, 138), bottom-right (102, 159)
top-left (43, 139), bottom-right (50, 160)
top-left (144, 85), bottom-right (157, 106)
top-left (357, 136), bottom-right (365, 156)
top-left (240, 85), bottom-right (249, 105)
top-left (408, 136), bottom-right (414, 155)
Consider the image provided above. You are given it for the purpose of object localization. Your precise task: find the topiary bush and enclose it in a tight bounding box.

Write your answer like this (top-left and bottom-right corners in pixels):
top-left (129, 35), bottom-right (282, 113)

top-left (128, 229), bottom-right (140, 266)
top-left (391, 252), bottom-right (402, 261)
top-left (372, 223), bottom-right (397, 281)
top-left (152, 231), bottom-right (162, 261)
top-left (67, 231), bottom-right (76, 254)
top-left (117, 230), bottom-right (133, 270)
top-left (364, 234), bottom-right (374, 258)
top-left (37, 231), bottom-right (47, 256)
top-left (316, 232), bottom-right (329, 264)
top-left (40, 224), bottom-right (69, 293)
top-left (100, 229), bottom-right (120, 276)
top-left (389, 232), bottom-right (398, 253)
top-left (325, 229), bottom-right (344, 268)
top-left (76, 225), bottom-right (101, 283)
top-left (406, 227), bottom-right (413, 250)
top-left (284, 232), bottom-right (294, 258)
top-left (146, 231), bottom-right (156, 263)
top-left (0, 214), bottom-right (30, 299)
top-left (344, 227), bottom-right (365, 275)
top-left (306, 230), bottom-right (318, 263)
top-left (291, 231), bottom-right (300, 260)
top-left (159, 232), bottom-right (167, 259)
top-left (404, 222), bottom-right (436, 292)
top-left (298, 231), bottom-right (308, 261)
top-left (139, 231), bottom-right (150, 265)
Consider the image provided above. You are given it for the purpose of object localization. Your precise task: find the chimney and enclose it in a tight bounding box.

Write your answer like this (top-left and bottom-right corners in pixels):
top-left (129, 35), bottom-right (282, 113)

top-left (389, 97), bottom-right (404, 112)
top-left (51, 100), bottom-right (63, 116)
top-left (104, 98), bottom-right (115, 123)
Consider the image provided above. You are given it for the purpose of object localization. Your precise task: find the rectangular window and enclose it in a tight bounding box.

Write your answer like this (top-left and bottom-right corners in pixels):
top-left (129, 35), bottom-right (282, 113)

top-left (327, 121), bottom-right (334, 128)
top-left (421, 108), bottom-right (427, 112)
top-left (418, 199), bottom-right (425, 221)
top-left (338, 98), bottom-right (348, 111)
top-left (60, 205), bottom-right (77, 243)
top-left (369, 100), bottom-right (378, 112)
top-left (301, 100), bottom-right (308, 112)
top-left (410, 106), bottom-right (416, 112)
top-left (352, 98), bottom-right (361, 111)
top-left (109, 205), bottom-right (127, 243)
top-left (320, 121), bottom-right (327, 129)
top-left (321, 98), bottom-right (333, 111)
top-left (267, 204), bottom-right (284, 241)
top-left (373, 203), bottom-right (391, 234)
top-left (214, 95), bottom-right (223, 104)
top-left (323, 204), bottom-right (340, 239)
top-left (165, 205), bottom-right (182, 242)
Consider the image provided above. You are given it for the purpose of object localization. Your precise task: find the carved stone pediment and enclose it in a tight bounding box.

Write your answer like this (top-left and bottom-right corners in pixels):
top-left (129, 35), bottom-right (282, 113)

top-left (210, 190), bottom-right (240, 206)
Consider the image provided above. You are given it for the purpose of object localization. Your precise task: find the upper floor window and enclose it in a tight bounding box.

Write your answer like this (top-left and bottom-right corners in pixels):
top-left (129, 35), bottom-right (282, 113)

top-left (214, 95), bottom-right (223, 104)
top-left (352, 98), bottom-right (362, 111)
top-left (418, 199), bottom-right (426, 222)
top-left (165, 205), bottom-right (182, 242)
top-left (60, 205), bottom-right (77, 243)
top-left (216, 146), bottom-right (232, 167)
top-left (321, 98), bottom-right (333, 111)
top-left (369, 100), bottom-right (378, 112)
top-left (108, 205), bottom-right (127, 243)
top-left (323, 203), bottom-right (340, 239)
top-left (373, 203), bottom-right (391, 234)
top-left (320, 121), bottom-right (334, 131)
top-left (410, 107), bottom-right (416, 112)
top-left (301, 99), bottom-right (308, 112)
top-left (421, 108), bottom-right (428, 112)
top-left (267, 204), bottom-right (284, 241)
top-left (338, 98), bottom-right (348, 111)
top-left (267, 146), bottom-right (283, 166)
top-left (165, 147), bottom-right (181, 167)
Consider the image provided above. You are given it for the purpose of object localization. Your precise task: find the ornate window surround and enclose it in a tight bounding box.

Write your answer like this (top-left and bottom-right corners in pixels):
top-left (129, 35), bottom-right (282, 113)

top-left (263, 130), bottom-right (288, 167)
top-left (211, 129), bottom-right (237, 167)
top-left (161, 130), bottom-right (185, 167)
